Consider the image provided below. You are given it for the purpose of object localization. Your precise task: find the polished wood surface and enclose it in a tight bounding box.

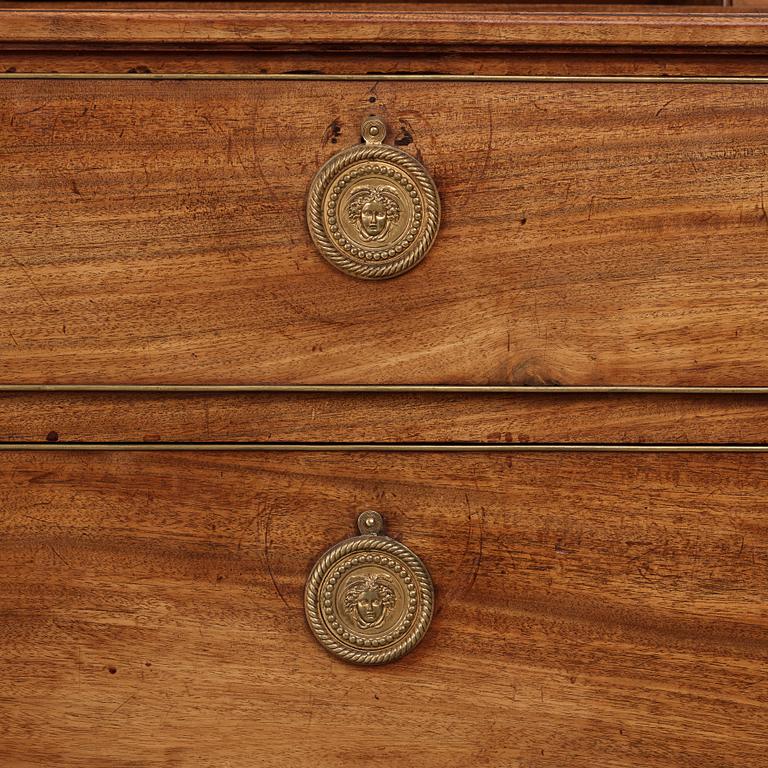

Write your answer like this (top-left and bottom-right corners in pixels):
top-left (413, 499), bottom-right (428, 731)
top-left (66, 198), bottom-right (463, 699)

top-left (2, 4), bottom-right (765, 77)
top-left (3, 4), bottom-right (767, 76)
top-left (0, 1), bottom-right (731, 8)
top-left (3, 78), bottom-right (768, 385)
top-left (3, 391), bottom-right (768, 444)
top-left (6, 51), bottom-right (768, 77)
top-left (3, 7), bottom-right (768, 50)
top-left (0, 5), bottom-right (764, 764)
top-left (0, 450), bottom-right (765, 767)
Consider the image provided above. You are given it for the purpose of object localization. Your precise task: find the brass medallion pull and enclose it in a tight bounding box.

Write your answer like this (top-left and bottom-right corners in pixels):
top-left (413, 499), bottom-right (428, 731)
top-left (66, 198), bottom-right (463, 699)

top-left (306, 117), bottom-right (441, 280)
top-left (304, 511), bottom-right (434, 665)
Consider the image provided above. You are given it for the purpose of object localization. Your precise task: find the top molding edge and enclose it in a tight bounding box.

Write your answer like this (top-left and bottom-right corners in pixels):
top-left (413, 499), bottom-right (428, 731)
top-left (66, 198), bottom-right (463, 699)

top-left (2, 10), bottom-right (768, 50)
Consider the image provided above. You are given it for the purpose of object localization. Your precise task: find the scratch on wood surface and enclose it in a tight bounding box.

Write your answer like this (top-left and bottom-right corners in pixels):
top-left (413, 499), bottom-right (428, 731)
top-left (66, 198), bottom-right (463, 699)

top-left (110, 693), bottom-right (136, 716)
top-left (7, 255), bottom-right (54, 311)
top-left (465, 495), bottom-right (485, 594)
top-left (264, 507), bottom-right (290, 609)
top-left (655, 98), bottom-right (675, 117)
top-left (47, 543), bottom-right (71, 568)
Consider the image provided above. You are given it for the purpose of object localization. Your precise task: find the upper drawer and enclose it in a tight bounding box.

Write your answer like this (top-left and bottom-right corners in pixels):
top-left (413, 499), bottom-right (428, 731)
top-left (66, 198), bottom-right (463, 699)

top-left (2, 76), bottom-right (768, 386)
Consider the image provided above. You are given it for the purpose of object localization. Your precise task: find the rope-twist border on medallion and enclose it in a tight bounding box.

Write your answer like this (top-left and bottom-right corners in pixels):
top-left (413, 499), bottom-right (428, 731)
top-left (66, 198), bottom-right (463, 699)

top-left (305, 535), bottom-right (434, 664)
top-left (307, 145), bottom-right (441, 280)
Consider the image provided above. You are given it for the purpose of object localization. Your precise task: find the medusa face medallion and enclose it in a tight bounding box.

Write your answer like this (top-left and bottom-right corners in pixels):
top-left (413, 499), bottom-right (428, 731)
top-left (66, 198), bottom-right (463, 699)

top-left (347, 185), bottom-right (401, 241)
top-left (306, 117), bottom-right (441, 280)
top-left (305, 511), bottom-right (434, 665)
top-left (343, 573), bottom-right (397, 628)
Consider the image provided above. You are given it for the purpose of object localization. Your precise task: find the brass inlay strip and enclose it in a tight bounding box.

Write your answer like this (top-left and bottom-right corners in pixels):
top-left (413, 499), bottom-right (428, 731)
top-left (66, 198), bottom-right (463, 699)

top-left (0, 443), bottom-right (766, 452)
top-left (3, 74), bottom-right (768, 84)
top-left (0, 385), bottom-right (767, 394)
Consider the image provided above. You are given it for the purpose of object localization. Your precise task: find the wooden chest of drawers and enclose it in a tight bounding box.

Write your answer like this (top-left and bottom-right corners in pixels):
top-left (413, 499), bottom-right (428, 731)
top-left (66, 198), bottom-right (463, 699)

top-left (1, 3), bottom-right (767, 767)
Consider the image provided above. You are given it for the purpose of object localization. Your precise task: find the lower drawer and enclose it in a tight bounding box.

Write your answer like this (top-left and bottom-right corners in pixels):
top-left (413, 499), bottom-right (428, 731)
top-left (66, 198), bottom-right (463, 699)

top-left (1, 450), bottom-right (766, 767)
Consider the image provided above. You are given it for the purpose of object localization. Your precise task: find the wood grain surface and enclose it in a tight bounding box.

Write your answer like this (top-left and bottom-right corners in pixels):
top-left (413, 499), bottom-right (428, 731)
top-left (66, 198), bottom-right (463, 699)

top-left (6, 51), bottom-right (768, 77)
top-left (2, 3), bottom-right (760, 77)
top-left (2, 78), bottom-right (768, 385)
top-left (3, 7), bottom-right (767, 50)
top-left (3, 4), bottom-right (766, 78)
top-left (0, 450), bottom-right (765, 767)
top-left (0, 1), bottom-right (730, 8)
top-left (3, 391), bottom-right (768, 444)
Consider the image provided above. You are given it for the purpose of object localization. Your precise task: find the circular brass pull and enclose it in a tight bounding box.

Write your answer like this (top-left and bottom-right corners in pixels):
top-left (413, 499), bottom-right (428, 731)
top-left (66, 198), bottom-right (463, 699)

top-left (306, 117), bottom-right (441, 280)
top-left (305, 511), bottom-right (434, 665)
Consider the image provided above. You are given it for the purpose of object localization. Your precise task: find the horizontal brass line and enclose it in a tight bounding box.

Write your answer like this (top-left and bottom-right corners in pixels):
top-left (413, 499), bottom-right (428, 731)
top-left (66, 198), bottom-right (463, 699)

top-left (0, 443), bottom-right (767, 452)
top-left (0, 385), bottom-right (768, 394)
top-left (2, 74), bottom-right (768, 84)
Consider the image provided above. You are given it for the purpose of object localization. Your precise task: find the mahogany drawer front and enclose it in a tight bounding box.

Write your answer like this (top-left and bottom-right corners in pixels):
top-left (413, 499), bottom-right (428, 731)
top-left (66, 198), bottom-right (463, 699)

top-left (3, 77), bottom-right (768, 386)
top-left (1, 449), bottom-right (765, 767)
